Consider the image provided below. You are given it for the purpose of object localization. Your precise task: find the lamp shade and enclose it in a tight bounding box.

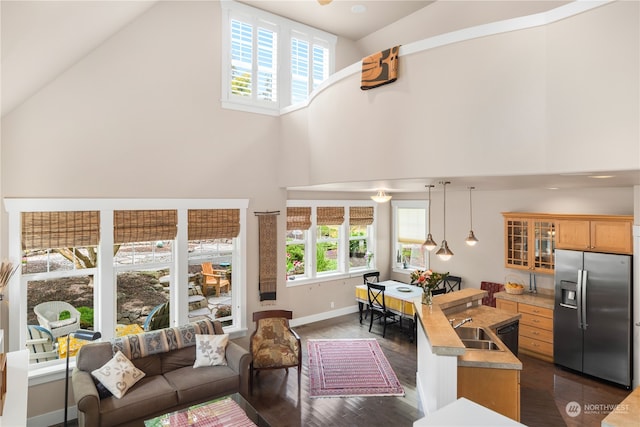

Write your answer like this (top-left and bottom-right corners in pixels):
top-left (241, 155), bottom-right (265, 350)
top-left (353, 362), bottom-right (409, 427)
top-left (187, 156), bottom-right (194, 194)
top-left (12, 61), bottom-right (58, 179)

top-left (465, 230), bottom-right (479, 246)
top-left (422, 233), bottom-right (438, 251)
top-left (371, 190), bottom-right (392, 203)
top-left (436, 240), bottom-right (454, 261)
top-left (72, 329), bottom-right (102, 341)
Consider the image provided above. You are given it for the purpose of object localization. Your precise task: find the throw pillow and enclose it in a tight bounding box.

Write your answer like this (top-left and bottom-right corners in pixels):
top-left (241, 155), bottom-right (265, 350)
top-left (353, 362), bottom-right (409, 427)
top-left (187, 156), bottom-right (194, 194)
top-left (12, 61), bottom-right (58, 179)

top-left (91, 351), bottom-right (145, 399)
top-left (193, 334), bottom-right (228, 368)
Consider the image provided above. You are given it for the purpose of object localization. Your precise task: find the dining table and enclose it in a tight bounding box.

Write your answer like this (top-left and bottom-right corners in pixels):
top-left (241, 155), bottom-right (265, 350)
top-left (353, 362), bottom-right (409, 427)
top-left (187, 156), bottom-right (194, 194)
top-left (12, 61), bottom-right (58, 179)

top-left (355, 280), bottom-right (423, 341)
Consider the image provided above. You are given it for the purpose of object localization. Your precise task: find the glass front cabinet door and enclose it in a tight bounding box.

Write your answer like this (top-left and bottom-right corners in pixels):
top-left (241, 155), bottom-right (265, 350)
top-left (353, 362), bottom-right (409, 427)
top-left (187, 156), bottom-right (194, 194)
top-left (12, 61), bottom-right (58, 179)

top-left (503, 213), bottom-right (555, 275)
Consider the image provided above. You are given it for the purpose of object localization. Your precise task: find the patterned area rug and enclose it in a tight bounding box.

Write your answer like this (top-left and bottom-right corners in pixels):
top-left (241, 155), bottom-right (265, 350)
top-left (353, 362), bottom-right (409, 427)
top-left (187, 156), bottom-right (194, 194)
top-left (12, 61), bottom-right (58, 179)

top-left (308, 338), bottom-right (405, 398)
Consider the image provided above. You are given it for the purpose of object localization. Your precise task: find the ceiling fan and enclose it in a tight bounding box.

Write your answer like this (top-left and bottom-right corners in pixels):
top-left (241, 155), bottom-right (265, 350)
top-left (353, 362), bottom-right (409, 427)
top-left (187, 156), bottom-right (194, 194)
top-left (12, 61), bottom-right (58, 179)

top-left (317, 0), bottom-right (333, 5)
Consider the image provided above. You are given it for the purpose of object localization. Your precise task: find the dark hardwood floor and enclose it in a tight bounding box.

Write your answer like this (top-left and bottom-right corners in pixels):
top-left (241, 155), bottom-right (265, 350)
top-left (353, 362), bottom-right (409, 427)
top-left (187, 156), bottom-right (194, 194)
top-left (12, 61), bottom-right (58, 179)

top-left (56, 312), bottom-right (631, 427)
top-left (239, 312), bottom-right (632, 427)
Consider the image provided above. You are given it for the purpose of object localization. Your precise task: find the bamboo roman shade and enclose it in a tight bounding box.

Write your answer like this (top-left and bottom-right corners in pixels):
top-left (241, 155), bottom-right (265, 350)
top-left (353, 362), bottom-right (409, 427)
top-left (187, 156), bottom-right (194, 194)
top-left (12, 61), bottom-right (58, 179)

top-left (286, 207), bottom-right (312, 231)
top-left (188, 209), bottom-right (240, 240)
top-left (22, 211), bottom-right (100, 251)
top-left (317, 207), bottom-right (345, 226)
top-left (114, 210), bottom-right (178, 244)
top-left (349, 206), bottom-right (374, 226)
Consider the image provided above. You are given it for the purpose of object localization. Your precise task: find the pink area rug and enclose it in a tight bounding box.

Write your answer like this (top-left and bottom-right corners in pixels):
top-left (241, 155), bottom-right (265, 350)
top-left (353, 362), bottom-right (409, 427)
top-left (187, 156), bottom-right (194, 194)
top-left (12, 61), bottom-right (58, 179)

top-left (307, 338), bottom-right (405, 398)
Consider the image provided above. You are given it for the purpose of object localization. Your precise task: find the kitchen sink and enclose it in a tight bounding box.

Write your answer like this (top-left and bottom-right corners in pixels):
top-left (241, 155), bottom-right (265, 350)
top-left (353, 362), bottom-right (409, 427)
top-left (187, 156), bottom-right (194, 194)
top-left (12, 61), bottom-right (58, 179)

top-left (461, 339), bottom-right (502, 351)
top-left (455, 326), bottom-right (492, 341)
top-left (455, 327), bottom-right (503, 351)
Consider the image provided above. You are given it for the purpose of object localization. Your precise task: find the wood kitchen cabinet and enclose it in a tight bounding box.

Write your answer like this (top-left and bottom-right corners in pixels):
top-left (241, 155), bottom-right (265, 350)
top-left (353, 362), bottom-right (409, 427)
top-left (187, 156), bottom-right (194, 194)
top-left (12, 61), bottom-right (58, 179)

top-left (556, 215), bottom-right (633, 254)
top-left (496, 298), bottom-right (554, 363)
top-left (458, 366), bottom-right (520, 422)
top-left (518, 303), bottom-right (554, 362)
top-left (503, 213), bottom-right (556, 274)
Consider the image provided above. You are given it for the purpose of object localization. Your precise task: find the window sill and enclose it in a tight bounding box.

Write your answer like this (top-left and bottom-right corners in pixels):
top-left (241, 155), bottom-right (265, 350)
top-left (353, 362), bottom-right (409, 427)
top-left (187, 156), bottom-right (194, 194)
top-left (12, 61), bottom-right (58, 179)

top-left (286, 268), bottom-right (378, 287)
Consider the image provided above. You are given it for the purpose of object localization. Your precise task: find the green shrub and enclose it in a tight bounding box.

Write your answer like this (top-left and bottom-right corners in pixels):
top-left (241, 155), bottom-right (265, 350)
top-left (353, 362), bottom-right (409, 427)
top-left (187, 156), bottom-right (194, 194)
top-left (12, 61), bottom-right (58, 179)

top-left (77, 306), bottom-right (94, 329)
top-left (59, 310), bottom-right (71, 320)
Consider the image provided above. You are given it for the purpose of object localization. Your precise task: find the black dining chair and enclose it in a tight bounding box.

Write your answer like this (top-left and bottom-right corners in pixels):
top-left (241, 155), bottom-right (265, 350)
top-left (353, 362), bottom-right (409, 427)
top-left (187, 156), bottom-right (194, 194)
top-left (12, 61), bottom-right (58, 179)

top-left (361, 271), bottom-right (380, 321)
top-left (367, 283), bottom-right (399, 338)
top-left (442, 275), bottom-right (462, 293)
top-left (363, 271), bottom-right (380, 284)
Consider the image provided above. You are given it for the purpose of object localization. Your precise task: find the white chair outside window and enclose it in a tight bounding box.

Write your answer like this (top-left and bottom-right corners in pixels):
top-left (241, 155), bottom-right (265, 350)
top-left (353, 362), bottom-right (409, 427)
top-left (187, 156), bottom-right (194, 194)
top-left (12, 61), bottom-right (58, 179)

top-left (33, 301), bottom-right (81, 338)
top-left (26, 325), bottom-right (59, 363)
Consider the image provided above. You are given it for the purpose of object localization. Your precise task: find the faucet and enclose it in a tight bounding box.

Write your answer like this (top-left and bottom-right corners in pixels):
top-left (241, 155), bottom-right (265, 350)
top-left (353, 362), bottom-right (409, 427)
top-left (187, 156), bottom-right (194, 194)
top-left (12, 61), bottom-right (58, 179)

top-left (452, 317), bottom-right (473, 329)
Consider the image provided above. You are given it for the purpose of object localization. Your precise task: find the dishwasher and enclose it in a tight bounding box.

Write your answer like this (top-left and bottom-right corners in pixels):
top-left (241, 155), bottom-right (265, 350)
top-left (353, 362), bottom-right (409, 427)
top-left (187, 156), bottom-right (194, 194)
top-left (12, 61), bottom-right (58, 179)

top-left (496, 321), bottom-right (519, 356)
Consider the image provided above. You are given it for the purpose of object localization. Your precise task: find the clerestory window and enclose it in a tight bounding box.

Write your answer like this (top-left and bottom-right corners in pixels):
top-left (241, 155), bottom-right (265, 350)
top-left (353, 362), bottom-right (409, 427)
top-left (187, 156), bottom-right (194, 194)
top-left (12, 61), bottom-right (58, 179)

top-left (221, 0), bottom-right (336, 115)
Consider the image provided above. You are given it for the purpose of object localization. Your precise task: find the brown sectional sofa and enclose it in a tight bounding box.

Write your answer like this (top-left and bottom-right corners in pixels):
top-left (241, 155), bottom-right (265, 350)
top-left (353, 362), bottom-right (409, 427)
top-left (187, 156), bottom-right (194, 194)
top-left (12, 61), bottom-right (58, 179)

top-left (71, 319), bottom-right (250, 427)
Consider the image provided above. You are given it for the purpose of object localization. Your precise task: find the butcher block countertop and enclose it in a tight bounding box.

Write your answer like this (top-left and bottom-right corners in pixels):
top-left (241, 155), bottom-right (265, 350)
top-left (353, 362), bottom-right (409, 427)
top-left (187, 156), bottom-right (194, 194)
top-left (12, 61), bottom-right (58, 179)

top-left (415, 289), bottom-right (522, 370)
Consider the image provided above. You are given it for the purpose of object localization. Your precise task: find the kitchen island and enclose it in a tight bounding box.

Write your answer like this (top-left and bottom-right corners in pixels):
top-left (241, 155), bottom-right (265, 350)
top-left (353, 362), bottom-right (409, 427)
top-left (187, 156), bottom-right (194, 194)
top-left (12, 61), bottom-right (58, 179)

top-left (415, 289), bottom-right (522, 421)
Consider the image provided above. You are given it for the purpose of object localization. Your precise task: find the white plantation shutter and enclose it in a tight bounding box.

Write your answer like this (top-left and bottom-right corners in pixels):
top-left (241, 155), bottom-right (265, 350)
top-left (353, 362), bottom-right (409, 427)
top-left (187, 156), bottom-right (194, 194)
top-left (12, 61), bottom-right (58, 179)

top-left (230, 17), bottom-right (277, 103)
top-left (230, 19), bottom-right (253, 97)
top-left (312, 44), bottom-right (329, 91)
top-left (291, 35), bottom-right (331, 105)
top-left (291, 37), bottom-right (309, 104)
top-left (257, 27), bottom-right (277, 101)
top-left (398, 207), bottom-right (427, 245)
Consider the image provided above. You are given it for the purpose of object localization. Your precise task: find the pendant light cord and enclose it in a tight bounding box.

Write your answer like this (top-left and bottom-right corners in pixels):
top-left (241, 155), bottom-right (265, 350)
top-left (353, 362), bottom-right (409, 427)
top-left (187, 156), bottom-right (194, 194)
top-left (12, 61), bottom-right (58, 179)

top-left (469, 186), bottom-right (474, 229)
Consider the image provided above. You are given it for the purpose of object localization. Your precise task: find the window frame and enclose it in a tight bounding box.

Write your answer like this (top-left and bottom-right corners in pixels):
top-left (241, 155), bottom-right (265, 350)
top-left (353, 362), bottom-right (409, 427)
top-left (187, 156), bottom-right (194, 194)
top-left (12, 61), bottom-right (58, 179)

top-left (220, 0), bottom-right (337, 115)
top-left (4, 198), bottom-right (248, 383)
top-left (391, 200), bottom-right (430, 277)
top-left (286, 200), bottom-right (376, 287)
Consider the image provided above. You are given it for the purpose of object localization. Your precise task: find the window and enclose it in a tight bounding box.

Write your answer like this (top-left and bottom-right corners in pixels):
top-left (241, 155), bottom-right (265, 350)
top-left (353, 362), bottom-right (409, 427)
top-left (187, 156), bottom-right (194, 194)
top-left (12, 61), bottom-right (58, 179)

top-left (286, 201), bottom-right (375, 284)
top-left (5, 199), bottom-right (248, 372)
top-left (392, 200), bottom-right (429, 271)
top-left (221, 0), bottom-right (336, 114)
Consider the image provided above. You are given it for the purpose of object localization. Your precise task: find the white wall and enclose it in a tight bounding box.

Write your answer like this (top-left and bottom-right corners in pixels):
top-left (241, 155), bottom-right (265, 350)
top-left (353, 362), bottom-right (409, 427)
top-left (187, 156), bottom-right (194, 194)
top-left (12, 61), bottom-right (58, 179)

top-left (279, 1), bottom-right (640, 190)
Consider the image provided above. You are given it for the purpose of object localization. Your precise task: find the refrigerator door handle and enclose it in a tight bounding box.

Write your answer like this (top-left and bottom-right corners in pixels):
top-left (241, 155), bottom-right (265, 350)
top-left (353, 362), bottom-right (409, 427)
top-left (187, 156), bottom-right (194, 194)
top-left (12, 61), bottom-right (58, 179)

top-left (576, 269), bottom-right (584, 329)
top-left (581, 270), bottom-right (588, 329)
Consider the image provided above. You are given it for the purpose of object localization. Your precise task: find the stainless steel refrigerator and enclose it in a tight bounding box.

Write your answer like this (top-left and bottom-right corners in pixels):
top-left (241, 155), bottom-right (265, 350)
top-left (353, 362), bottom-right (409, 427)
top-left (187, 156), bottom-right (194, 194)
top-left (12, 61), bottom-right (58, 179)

top-left (554, 249), bottom-right (632, 388)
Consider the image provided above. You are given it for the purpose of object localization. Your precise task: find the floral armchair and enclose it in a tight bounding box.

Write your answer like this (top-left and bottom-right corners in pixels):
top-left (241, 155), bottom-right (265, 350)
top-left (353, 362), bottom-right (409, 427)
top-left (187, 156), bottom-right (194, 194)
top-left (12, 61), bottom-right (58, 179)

top-left (249, 310), bottom-right (301, 391)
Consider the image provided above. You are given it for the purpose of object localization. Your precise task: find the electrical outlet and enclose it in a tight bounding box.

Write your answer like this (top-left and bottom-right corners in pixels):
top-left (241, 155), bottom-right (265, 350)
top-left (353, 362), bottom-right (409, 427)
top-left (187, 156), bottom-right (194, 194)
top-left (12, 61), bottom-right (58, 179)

top-left (330, 301), bottom-right (335, 309)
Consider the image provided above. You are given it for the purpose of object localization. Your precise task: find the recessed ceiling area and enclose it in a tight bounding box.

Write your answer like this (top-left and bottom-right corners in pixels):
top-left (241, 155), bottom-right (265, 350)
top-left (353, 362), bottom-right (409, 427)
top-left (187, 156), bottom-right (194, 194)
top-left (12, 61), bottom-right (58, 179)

top-left (237, 0), bottom-right (433, 41)
top-left (287, 170), bottom-right (640, 194)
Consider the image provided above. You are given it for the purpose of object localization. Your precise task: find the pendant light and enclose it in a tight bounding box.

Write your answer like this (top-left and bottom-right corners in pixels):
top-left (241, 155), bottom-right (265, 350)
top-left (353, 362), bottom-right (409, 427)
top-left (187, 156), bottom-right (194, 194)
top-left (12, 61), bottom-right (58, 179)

top-left (422, 184), bottom-right (437, 251)
top-left (371, 190), bottom-right (392, 203)
top-left (465, 186), bottom-right (479, 246)
top-left (436, 181), bottom-right (454, 261)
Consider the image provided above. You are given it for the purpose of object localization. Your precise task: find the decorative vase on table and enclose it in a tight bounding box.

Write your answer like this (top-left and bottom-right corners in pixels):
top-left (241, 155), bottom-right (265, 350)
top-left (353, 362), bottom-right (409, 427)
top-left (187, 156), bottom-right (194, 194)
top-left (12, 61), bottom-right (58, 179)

top-left (422, 289), bottom-right (433, 306)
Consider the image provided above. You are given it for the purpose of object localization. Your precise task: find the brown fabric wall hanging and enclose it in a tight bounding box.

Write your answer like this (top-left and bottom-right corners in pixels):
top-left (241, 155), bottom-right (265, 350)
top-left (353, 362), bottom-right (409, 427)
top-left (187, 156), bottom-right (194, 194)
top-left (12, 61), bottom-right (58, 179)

top-left (257, 212), bottom-right (279, 302)
top-left (360, 45), bottom-right (400, 90)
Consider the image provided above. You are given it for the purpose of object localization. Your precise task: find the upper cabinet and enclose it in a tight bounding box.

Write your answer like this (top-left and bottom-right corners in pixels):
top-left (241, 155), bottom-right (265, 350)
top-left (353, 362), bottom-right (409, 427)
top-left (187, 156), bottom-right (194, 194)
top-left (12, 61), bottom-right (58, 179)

top-left (503, 213), bottom-right (556, 275)
top-left (555, 215), bottom-right (634, 255)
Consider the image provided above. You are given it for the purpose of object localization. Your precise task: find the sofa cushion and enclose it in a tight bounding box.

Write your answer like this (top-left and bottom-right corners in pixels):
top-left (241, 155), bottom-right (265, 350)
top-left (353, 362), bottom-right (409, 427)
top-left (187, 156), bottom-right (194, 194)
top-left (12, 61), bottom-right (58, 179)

top-left (161, 346), bottom-right (196, 373)
top-left (131, 353), bottom-right (162, 377)
top-left (163, 365), bottom-right (239, 404)
top-left (92, 351), bottom-right (145, 399)
top-left (98, 375), bottom-right (178, 427)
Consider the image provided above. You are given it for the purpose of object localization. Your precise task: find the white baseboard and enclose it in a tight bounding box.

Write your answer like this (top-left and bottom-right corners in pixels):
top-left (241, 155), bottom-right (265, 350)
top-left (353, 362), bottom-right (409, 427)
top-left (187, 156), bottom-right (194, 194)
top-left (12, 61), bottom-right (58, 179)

top-left (29, 406), bottom-right (76, 427)
top-left (289, 305), bottom-right (359, 328)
